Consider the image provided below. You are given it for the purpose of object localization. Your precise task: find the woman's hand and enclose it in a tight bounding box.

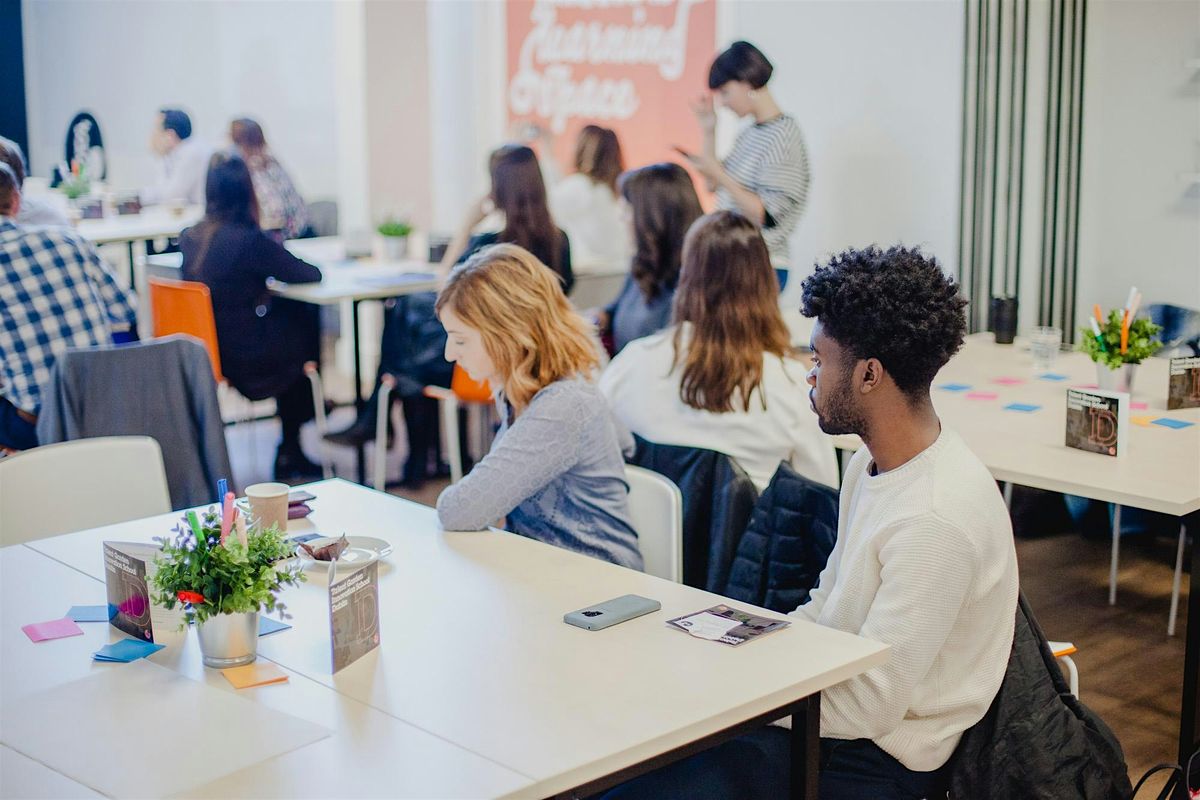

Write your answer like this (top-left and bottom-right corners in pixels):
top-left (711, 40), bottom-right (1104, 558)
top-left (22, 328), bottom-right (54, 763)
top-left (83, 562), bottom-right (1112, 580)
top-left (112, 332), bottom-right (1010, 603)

top-left (689, 94), bottom-right (716, 133)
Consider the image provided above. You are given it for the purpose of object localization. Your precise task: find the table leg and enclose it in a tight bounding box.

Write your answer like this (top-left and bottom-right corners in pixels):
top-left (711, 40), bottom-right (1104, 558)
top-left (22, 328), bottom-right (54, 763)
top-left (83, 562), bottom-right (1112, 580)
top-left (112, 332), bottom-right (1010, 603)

top-left (352, 299), bottom-right (366, 485)
top-left (1108, 504), bottom-right (1122, 605)
top-left (127, 241), bottom-right (137, 289)
top-left (1181, 520), bottom-right (1198, 766)
top-left (790, 693), bottom-right (820, 800)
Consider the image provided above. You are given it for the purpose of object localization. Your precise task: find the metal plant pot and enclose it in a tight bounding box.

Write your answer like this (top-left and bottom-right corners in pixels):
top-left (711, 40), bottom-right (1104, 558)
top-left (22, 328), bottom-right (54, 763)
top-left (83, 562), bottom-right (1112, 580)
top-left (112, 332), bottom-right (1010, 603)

top-left (196, 611), bottom-right (258, 669)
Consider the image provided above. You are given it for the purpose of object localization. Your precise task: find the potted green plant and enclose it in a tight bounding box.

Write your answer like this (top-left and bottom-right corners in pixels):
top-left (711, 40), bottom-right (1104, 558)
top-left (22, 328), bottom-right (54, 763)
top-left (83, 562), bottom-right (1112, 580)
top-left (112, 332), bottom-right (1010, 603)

top-left (151, 509), bottom-right (304, 668)
top-left (1078, 308), bottom-right (1162, 394)
top-left (60, 162), bottom-right (91, 202)
top-left (375, 216), bottom-right (413, 261)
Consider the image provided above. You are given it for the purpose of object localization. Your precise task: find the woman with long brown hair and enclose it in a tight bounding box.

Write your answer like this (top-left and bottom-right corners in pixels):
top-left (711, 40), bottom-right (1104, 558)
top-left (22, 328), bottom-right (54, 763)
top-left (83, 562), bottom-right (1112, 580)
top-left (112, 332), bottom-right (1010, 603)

top-left (435, 244), bottom-right (642, 570)
top-left (599, 210), bottom-right (837, 491)
top-left (326, 144), bottom-right (572, 486)
top-left (180, 151), bottom-right (323, 479)
top-left (597, 162), bottom-right (703, 354)
top-left (540, 124), bottom-right (632, 270)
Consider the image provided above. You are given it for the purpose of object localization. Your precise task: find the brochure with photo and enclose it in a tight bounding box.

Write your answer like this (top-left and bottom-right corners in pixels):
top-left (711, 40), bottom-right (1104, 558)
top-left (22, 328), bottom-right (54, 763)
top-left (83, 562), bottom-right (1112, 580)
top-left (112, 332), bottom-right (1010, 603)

top-left (667, 604), bottom-right (790, 646)
top-left (103, 542), bottom-right (183, 642)
top-left (1065, 388), bottom-right (1129, 457)
top-left (1168, 356), bottom-right (1200, 410)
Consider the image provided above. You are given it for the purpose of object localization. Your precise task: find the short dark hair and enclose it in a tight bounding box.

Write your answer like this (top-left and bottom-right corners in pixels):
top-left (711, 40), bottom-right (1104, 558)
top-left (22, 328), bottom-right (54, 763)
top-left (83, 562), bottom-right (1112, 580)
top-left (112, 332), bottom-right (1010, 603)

top-left (708, 41), bottom-right (773, 90)
top-left (0, 161), bottom-right (19, 214)
top-left (801, 245), bottom-right (968, 397)
top-left (159, 108), bottom-right (192, 140)
top-left (0, 137), bottom-right (26, 186)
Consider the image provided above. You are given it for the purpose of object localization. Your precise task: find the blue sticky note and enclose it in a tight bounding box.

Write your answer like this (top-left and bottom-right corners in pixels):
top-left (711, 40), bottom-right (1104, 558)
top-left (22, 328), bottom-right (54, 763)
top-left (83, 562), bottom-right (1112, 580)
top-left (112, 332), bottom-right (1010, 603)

top-left (93, 639), bottom-right (164, 663)
top-left (1152, 418), bottom-right (1195, 430)
top-left (938, 383), bottom-right (972, 392)
top-left (1004, 403), bottom-right (1042, 413)
top-left (258, 617), bottom-right (292, 637)
top-left (1037, 373), bottom-right (1069, 381)
top-left (67, 605), bottom-right (114, 623)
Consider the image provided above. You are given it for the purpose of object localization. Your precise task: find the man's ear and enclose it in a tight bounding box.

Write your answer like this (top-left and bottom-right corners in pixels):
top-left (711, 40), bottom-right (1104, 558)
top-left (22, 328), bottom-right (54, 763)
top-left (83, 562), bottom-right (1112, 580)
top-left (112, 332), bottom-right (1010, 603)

top-left (860, 357), bottom-right (885, 394)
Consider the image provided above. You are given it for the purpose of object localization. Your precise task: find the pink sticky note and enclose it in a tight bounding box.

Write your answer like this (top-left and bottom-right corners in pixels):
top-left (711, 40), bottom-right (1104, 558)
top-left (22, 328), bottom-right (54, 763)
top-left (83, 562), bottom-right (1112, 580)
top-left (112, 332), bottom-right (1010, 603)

top-left (967, 391), bottom-right (999, 401)
top-left (993, 377), bottom-right (1026, 386)
top-left (1131, 401), bottom-right (1148, 410)
top-left (22, 618), bottom-right (84, 643)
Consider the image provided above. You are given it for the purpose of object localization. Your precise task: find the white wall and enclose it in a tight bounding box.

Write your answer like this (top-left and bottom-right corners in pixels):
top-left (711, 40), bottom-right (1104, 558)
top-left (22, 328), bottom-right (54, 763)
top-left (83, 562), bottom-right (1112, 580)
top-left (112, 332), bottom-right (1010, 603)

top-left (719, 0), bottom-right (964, 301)
top-left (22, 0), bottom-right (340, 203)
top-left (1075, 0), bottom-right (1200, 323)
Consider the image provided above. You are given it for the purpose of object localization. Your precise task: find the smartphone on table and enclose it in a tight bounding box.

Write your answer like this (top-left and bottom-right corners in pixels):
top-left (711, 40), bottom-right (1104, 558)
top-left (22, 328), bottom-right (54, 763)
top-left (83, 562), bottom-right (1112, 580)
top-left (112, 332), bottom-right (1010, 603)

top-left (564, 595), bottom-right (662, 631)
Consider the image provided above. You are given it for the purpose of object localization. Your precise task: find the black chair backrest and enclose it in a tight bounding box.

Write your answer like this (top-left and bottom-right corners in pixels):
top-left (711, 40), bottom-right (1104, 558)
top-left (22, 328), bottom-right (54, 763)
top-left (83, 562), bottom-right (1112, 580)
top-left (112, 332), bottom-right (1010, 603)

top-left (724, 461), bottom-right (839, 613)
top-left (628, 435), bottom-right (758, 591)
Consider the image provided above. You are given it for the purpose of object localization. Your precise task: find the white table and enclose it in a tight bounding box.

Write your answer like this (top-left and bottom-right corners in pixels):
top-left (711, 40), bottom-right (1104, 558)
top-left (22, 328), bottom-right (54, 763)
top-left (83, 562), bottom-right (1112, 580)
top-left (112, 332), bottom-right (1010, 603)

top-left (0, 544), bottom-right (532, 799)
top-left (827, 333), bottom-right (1200, 761)
top-left (77, 205), bottom-right (203, 286)
top-left (19, 479), bottom-right (888, 799)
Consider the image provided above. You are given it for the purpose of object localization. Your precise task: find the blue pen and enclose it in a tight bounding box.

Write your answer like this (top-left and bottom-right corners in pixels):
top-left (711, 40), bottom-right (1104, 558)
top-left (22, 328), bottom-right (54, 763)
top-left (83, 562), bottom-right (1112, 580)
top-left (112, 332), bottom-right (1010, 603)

top-left (217, 478), bottom-right (228, 504)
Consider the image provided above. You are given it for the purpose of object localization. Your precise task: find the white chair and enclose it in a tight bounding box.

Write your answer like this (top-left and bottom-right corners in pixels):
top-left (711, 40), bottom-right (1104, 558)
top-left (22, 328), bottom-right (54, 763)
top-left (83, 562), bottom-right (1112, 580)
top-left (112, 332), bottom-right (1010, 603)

top-left (625, 465), bottom-right (683, 583)
top-left (0, 436), bottom-right (171, 546)
top-left (1047, 640), bottom-right (1080, 698)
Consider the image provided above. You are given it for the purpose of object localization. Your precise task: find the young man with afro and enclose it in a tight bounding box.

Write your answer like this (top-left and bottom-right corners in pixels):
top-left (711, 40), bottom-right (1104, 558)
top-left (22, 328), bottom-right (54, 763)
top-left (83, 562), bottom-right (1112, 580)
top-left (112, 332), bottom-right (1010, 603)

top-left (599, 246), bottom-right (1018, 800)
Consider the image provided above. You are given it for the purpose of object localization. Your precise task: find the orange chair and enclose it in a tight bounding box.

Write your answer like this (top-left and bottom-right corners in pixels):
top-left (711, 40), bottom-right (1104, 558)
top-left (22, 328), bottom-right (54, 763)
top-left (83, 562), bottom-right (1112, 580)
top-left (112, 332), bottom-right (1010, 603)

top-left (146, 277), bottom-right (224, 382)
top-left (147, 277), bottom-right (332, 479)
top-left (368, 365), bottom-right (493, 489)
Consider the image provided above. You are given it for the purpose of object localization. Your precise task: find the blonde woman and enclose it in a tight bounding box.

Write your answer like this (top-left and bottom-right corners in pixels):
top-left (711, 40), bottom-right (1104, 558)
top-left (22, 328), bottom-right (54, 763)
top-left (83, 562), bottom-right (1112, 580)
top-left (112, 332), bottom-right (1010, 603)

top-left (434, 244), bottom-right (643, 570)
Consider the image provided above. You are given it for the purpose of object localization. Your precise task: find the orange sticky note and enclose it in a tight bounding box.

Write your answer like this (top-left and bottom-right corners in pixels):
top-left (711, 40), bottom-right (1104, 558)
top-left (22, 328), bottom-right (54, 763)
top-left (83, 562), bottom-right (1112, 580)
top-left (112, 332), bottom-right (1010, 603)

top-left (1130, 415), bottom-right (1154, 427)
top-left (221, 662), bottom-right (289, 689)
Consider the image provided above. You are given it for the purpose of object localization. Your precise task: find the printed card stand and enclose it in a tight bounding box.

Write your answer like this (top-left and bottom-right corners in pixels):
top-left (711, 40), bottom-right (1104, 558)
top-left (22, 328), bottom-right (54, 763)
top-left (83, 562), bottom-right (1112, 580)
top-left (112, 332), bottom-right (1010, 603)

top-left (115, 194), bottom-right (142, 216)
top-left (329, 561), bottom-right (380, 673)
top-left (1065, 388), bottom-right (1129, 457)
top-left (1168, 356), bottom-right (1200, 411)
top-left (103, 542), bottom-right (184, 642)
top-left (77, 197), bottom-right (104, 220)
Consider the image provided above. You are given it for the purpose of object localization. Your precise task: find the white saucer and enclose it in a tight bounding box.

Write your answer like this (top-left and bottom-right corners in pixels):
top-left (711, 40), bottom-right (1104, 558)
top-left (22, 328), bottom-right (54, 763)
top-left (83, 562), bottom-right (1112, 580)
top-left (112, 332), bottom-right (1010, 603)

top-left (298, 536), bottom-right (390, 572)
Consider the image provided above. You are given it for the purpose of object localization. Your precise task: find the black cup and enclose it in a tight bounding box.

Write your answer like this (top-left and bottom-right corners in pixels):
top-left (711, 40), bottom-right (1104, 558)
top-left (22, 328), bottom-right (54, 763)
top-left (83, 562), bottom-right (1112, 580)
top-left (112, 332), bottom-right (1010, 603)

top-left (989, 296), bottom-right (1018, 344)
top-left (428, 236), bottom-right (451, 264)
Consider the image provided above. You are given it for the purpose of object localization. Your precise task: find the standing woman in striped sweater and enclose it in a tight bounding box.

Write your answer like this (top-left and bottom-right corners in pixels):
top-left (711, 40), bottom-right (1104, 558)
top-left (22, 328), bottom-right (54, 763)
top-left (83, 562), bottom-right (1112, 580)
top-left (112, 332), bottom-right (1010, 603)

top-left (685, 41), bottom-right (811, 291)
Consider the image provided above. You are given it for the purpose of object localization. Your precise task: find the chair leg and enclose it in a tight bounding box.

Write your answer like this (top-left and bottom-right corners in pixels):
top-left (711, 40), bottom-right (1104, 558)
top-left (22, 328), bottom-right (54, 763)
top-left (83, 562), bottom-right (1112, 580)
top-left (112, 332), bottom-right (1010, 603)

top-left (373, 376), bottom-right (395, 491)
top-left (1108, 504), bottom-right (1122, 606)
top-left (440, 395), bottom-right (463, 484)
top-left (1169, 522), bottom-right (1187, 637)
top-left (304, 362), bottom-right (333, 480)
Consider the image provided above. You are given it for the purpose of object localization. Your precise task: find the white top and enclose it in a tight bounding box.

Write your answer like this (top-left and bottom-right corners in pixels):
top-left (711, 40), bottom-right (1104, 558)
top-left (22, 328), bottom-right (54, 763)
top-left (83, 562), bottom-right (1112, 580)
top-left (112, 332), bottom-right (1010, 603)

top-left (598, 325), bottom-right (839, 492)
top-left (792, 429), bottom-right (1020, 772)
top-left (21, 478), bottom-right (888, 797)
top-left (548, 172), bottom-right (632, 271)
top-left (141, 137), bottom-right (213, 206)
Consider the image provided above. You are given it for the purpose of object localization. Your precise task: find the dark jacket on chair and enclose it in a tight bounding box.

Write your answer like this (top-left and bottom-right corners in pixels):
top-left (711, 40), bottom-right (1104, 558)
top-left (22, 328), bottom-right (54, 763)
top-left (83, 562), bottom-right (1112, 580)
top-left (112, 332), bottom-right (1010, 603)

top-left (628, 435), bottom-right (758, 591)
top-left (723, 461), bottom-right (839, 613)
top-left (180, 221), bottom-right (320, 400)
top-left (36, 335), bottom-right (233, 510)
top-left (947, 593), bottom-right (1133, 799)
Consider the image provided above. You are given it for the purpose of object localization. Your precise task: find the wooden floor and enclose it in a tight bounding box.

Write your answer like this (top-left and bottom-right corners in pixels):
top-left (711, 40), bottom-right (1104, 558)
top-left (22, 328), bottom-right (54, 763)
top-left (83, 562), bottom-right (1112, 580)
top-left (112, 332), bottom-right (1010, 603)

top-left (229, 418), bottom-right (1189, 794)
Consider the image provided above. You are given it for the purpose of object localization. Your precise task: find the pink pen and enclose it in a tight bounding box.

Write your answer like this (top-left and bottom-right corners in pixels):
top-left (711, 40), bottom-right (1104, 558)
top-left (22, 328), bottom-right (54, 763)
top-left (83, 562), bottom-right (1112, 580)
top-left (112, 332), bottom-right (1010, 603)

top-left (219, 492), bottom-right (234, 545)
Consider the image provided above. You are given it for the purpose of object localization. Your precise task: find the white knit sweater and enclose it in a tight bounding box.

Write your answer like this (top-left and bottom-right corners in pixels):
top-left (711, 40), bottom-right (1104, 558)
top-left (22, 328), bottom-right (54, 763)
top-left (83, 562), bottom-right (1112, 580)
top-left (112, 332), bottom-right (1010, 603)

top-left (790, 428), bottom-right (1019, 772)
